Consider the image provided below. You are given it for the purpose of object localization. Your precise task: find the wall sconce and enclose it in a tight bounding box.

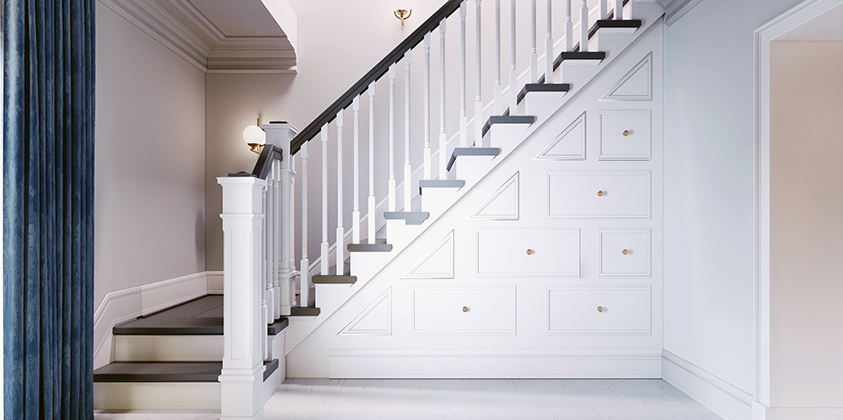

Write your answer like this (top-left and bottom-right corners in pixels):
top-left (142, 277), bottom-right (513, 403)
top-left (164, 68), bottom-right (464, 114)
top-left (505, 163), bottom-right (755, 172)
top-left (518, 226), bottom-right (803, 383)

top-left (393, 0), bottom-right (412, 26)
top-left (242, 117), bottom-right (266, 154)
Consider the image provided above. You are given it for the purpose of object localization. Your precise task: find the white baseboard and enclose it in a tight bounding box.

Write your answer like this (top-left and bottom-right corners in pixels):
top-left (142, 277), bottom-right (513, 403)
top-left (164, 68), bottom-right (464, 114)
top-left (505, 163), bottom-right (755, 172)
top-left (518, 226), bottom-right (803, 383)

top-left (753, 402), bottom-right (843, 420)
top-left (93, 271), bottom-right (220, 369)
top-left (663, 350), bottom-right (753, 420)
top-left (326, 348), bottom-right (663, 379)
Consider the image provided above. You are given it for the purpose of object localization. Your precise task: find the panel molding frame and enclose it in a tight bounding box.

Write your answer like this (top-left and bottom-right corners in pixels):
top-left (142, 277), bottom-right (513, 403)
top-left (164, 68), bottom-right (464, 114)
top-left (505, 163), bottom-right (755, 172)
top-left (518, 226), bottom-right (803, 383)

top-left (598, 228), bottom-right (653, 278)
top-left (469, 172), bottom-right (520, 220)
top-left (403, 230), bottom-right (456, 278)
top-left (598, 109), bottom-right (653, 161)
top-left (601, 52), bottom-right (654, 101)
top-left (546, 284), bottom-right (653, 336)
top-left (340, 287), bottom-right (393, 336)
top-left (474, 228), bottom-right (582, 278)
top-left (411, 285), bottom-right (517, 336)
top-left (546, 170), bottom-right (653, 219)
top-left (534, 112), bottom-right (587, 161)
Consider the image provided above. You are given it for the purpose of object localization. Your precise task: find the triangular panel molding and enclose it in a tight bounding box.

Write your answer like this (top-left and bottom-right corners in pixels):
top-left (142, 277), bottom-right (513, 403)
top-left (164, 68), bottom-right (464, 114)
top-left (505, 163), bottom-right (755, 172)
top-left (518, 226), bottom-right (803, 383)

top-left (404, 231), bottom-right (455, 278)
top-left (535, 114), bottom-right (586, 161)
top-left (601, 53), bottom-right (652, 101)
top-left (470, 172), bottom-right (520, 220)
top-left (340, 287), bottom-right (392, 335)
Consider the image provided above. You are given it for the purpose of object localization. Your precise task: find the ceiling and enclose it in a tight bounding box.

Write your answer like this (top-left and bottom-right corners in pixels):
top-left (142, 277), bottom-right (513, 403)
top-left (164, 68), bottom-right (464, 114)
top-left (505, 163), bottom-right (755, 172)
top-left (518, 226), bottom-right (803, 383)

top-left (188, 0), bottom-right (285, 37)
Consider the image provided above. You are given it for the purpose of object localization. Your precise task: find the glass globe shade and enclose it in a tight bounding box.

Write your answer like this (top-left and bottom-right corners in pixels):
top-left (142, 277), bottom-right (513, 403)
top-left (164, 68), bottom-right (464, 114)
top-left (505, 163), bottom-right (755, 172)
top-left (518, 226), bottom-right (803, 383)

top-left (242, 124), bottom-right (265, 145)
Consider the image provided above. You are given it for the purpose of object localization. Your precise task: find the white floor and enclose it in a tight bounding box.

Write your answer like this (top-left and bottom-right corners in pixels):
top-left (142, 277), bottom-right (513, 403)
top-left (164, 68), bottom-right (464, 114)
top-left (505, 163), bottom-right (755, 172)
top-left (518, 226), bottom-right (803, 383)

top-left (94, 378), bottom-right (724, 420)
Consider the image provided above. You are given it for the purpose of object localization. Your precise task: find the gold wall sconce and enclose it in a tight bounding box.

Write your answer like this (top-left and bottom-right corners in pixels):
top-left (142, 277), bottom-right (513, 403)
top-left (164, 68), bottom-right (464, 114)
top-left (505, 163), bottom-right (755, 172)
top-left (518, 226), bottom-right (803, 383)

top-left (393, 0), bottom-right (412, 26)
top-left (243, 117), bottom-right (266, 154)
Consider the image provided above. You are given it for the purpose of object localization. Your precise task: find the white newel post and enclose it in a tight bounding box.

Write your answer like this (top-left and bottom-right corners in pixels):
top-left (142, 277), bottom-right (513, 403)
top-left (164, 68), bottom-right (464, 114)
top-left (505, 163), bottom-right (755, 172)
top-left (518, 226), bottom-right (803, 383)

top-left (218, 176), bottom-right (267, 420)
top-left (264, 122), bottom-right (298, 317)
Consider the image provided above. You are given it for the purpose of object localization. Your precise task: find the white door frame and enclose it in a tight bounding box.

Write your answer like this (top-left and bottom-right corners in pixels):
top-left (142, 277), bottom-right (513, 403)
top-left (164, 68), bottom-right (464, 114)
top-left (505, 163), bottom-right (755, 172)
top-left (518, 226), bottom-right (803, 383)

top-left (753, 0), bottom-right (843, 416)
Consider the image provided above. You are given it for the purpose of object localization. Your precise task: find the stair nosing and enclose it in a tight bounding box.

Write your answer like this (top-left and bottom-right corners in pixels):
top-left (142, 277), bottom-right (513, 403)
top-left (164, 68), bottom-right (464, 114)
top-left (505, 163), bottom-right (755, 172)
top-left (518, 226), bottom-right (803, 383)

top-left (517, 83), bottom-right (571, 105)
top-left (312, 275), bottom-right (358, 285)
top-left (419, 180), bottom-right (465, 195)
top-left (481, 115), bottom-right (536, 137)
top-left (347, 243), bottom-right (394, 252)
top-left (447, 147), bottom-right (501, 171)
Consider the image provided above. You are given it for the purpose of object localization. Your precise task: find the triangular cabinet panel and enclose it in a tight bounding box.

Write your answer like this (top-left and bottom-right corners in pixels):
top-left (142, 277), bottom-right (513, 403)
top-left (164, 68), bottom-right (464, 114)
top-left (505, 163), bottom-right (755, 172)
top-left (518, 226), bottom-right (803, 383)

top-left (601, 53), bottom-right (653, 101)
top-left (470, 172), bottom-right (520, 220)
top-left (403, 231), bottom-right (455, 279)
top-left (340, 287), bottom-right (392, 335)
top-left (535, 113), bottom-right (586, 161)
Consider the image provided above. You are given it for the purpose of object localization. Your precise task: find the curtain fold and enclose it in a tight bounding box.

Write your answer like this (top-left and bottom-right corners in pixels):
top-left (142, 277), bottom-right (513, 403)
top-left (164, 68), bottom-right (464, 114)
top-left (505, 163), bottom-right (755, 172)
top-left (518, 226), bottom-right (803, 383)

top-left (4, 0), bottom-right (95, 418)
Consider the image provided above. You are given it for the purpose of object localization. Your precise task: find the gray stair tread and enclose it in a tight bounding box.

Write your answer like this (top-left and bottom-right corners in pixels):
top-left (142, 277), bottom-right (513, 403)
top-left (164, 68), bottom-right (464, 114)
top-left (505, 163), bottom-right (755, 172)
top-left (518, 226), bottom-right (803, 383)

top-left (312, 275), bottom-right (357, 284)
top-left (290, 306), bottom-right (321, 316)
top-left (384, 211), bottom-right (430, 225)
top-left (93, 361), bottom-right (222, 382)
top-left (482, 115), bottom-right (536, 137)
top-left (517, 83), bottom-right (571, 104)
top-left (348, 243), bottom-right (393, 252)
top-left (447, 147), bottom-right (501, 171)
top-left (419, 180), bottom-right (465, 189)
top-left (267, 318), bottom-right (289, 335)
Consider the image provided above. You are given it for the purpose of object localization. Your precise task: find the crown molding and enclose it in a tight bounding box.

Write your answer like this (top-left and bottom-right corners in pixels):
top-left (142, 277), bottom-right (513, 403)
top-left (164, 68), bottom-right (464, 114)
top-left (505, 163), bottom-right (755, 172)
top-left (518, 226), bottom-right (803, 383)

top-left (659, 0), bottom-right (705, 25)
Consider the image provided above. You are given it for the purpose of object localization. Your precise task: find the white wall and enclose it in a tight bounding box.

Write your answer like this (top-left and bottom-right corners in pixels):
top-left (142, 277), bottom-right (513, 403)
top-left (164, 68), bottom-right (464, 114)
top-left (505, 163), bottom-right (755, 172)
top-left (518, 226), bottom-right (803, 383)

top-left (95, 1), bottom-right (206, 306)
top-left (662, 0), bottom-right (802, 396)
top-left (769, 41), bottom-right (843, 408)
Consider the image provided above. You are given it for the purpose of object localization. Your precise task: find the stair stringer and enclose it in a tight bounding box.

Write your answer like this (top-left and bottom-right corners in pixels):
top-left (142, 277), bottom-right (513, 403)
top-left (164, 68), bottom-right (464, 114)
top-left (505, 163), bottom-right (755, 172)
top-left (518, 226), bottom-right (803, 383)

top-left (284, 5), bottom-right (665, 357)
top-left (286, 19), bottom-right (665, 378)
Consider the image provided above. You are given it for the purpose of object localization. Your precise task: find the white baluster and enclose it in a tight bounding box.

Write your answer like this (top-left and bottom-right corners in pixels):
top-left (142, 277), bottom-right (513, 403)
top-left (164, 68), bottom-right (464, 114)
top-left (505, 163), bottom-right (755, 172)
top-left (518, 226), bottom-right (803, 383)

top-left (260, 181), bottom-right (269, 357)
top-left (404, 51), bottom-right (412, 212)
top-left (600, 0), bottom-right (608, 20)
top-left (628, 0), bottom-right (634, 19)
top-left (580, 0), bottom-right (589, 52)
top-left (530, 0), bottom-right (538, 83)
top-left (320, 125), bottom-right (329, 276)
top-left (565, 0), bottom-right (573, 53)
top-left (510, 0), bottom-right (517, 113)
top-left (494, 0), bottom-right (502, 115)
top-left (265, 160), bottom-right (275, 320)
top-left (368, 83), bottom-right (377, 244)
top-left (439, 18), bottom-right (448, 180)
top-left (546, 0), bottom-right (554, 84)
top-left (336, 111), bottom-right (345, 275)
top-left (459, 1), bottom-right (468, 147)
top-left (353, 97), bottom-right (361, 244)
top-left (273, 158), bottom-right (283, 318)
top-left (300, 142), bottom-right (310, 308)
top-left (475, 0), bottom-right (483, 146)
top-left (615, 0), bottom-right (623, 19)
top-left (389, 64), bottom-right (396, 212)
top-left (424, 33), bottom-right (431, 180)
top-left (287, 157), bottom-right (295, 310)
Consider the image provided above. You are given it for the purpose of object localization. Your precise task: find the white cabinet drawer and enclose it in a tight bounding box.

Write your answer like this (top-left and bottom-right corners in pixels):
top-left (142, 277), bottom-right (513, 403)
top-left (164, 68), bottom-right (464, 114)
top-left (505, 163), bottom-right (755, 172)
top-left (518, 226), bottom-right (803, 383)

top-left (547, 286), bottom-right (651, 335)
top-left (598, 110), bottom-right (651, 160)
top-left (599, 229), bottom-right (652, 277)
top-left (547, 170), bottom-right (651, 219)
top-left (476, 229), bottom-right (580, 277)
top-left (413, 286), bottom-right (516, 334)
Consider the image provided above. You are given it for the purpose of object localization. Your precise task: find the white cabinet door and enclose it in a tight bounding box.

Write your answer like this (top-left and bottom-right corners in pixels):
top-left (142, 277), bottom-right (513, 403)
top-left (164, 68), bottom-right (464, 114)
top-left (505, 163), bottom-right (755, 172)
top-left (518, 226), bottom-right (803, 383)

top-left (547, 286), bottom-right (651, 335)
top-left (598, 110), bottom-right (651, 160)
top-left (599, 229), bottom-right (652, 277)
top-left (547, 170), bottom-right (651, 219)
top-left (413, 286), bottom-right (516, 334)
top-left (476, 229), bottom-right (580, 277)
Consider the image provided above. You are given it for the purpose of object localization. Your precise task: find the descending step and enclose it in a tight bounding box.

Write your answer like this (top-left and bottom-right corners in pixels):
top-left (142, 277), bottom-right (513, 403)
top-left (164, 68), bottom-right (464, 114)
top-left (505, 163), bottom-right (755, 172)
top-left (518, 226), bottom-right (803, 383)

top-left (447, 147), bottom-right (501, 186)
top-left (384, 211), bottom-right (430, 225)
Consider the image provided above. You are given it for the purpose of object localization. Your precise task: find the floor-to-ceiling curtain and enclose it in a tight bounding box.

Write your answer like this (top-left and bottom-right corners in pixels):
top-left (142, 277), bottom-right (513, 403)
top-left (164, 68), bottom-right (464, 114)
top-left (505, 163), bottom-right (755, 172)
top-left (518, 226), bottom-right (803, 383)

top-left (3, 0), bottom-right (95, 418)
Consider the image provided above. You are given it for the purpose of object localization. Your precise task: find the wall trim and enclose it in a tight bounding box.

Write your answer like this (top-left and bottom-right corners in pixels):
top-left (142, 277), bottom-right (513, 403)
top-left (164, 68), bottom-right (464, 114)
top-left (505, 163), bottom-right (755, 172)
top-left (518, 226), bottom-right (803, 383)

top-left (661, 0), bottom-right (705, 25)
top-left (663, 350), bottom-right (752, 420)
top-left (93, 271), bottom-right (221, 369)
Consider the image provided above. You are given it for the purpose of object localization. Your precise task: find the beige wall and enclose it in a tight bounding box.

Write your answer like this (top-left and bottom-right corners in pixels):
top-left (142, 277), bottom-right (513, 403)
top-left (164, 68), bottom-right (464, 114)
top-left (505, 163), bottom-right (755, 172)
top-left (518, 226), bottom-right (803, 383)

top-left (95, 2), bottom-right (206, 306)
top-left (770, 41), bottom-right (843, 407)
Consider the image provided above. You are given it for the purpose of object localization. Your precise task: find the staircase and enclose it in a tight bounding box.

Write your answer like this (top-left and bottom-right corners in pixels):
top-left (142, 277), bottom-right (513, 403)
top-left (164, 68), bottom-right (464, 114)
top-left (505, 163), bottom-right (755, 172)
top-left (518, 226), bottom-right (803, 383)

top-left (95, 0), bottom-right (666, 416)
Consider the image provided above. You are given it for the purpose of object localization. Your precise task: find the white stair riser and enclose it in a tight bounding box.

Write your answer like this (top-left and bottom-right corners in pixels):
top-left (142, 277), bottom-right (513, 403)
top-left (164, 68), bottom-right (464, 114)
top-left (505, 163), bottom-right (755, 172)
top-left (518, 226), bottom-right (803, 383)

top-left (486, 124), bottom-right (532, 152)
top-left (114, 335), bottom-right (223, 362)
top-left (94, 382), bottom-right (220, 410)
top-left (450, 155), bottom-right (495, 186)
top-left (385, 219), bottom-right (419, 250)
top-left (420, 187), bottom-right (462, 218)
top-left (517, 93), bottom-right (568, 122)
top-left (594, 31), bottom-right (634, 57)
top-left (314, 283), bottom-right (354, 313)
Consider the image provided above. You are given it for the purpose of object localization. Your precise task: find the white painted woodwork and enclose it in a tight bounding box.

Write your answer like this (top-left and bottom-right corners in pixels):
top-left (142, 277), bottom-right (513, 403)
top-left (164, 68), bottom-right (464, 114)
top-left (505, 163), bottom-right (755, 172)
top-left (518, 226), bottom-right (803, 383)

top-left (260, 183), bottom-right (269, 336)
top-left (265, 164), bottom-right (275, 322)
top-left (113, 335), bottom-right (222, 362)
top-left (94, 383), bottom-right (220, 411)
top-left (580, 0), bottom-right (589, 52)
top-left (368, 83), bottom-right (377, 243)
top-left (599, 228), bottom-right (652, 277)
top-left (389, 64), bottom-right (397, 211)
top-left (353, 97), bottom-right (361, 244)
top-left (264, 123), bottom-right (297, 318)
top-left (494, 0), bottom-right (502, 115)
top-left (598, 110), bottom-right (652, 160)
top-left (424, 33), bottom-right (432, 180)
top-left (340, 288), bottom-right (392, 336)
top-left (300, 141), bottom-right (310, 307)
top-left (470, 172), bottom-right (519, 220)
top-left (475, 0), bottom-right (484, 146)
top-left (217, 176), bottom-right (266, 419)
top-left (547, 285), bottom-right (652, 334)
top-left (547, 170), bottom-right (651, 219)
top-left (530, 0), bottom-right (538, 83)
top-left (615, 0), bottom-right (623, 19)
top-left (321, 125), bottom-right (329, 276)
top-left (439, 18), bottom-right (448, 180)
top-left (600, 0), bottom-right (608, 20)
top-left (509, 0), bottom-right (517, 113)
top-left (460, 1), bottom-right (468, 147)
top-left (535, 112), bottom-right (586, 160)
top-left (485, 120), bottom-right (532, 152)
top-left (545, 0), bottom-right (554, 84)
top-left (336, 111), bottom-right (345, 274)
top-left (476, 229), bottom-right (580, 277)
top-left (412, 285), bottom-right (516, 334)
top-left (404, 230), bottom-right (455, 278)
top-left (404, 51), bottom-right (412, 211)
top-left (601, 53), bottom-right (653, 101)
top-left (565, 0), bottom-right (574, 53)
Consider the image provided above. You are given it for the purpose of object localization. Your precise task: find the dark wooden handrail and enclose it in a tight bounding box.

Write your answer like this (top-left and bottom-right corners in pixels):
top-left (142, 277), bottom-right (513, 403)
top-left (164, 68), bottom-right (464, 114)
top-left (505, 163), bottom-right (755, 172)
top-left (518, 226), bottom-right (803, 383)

top-left (252, 145), bottom-right (283, 180)
top-left (290, 0), bottom-right (464, 155)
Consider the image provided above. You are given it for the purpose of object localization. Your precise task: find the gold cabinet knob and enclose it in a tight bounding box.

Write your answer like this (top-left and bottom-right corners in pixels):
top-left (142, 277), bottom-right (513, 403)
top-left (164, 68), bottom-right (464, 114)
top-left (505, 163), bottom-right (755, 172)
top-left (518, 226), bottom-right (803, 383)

top-left (462, 306), bottom-right (469, 313)
top-left (622, 249), bottom-right (629, 255)
top-left (597, 190), bottom-right (604, 197)
top-left (526, 249), bottom-right (533, 255)
top-left (623, 130), bottom-right (630, 136)
top-left (597, 306), bottom-right (604, 313)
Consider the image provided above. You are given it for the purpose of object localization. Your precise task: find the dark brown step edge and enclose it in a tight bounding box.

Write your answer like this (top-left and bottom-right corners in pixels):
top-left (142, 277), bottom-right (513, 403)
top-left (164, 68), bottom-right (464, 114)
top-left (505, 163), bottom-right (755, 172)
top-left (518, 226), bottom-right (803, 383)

top-left (93, 359), bottom-right (280, 383)
top-left (447, 147), bottom-right (501, 171)
top-left (114, 316), bottom-right (288, 336)
top-left (517, 83), bottom-right (571, 105)
top-left (481, 116), bottom-right (536, 138)
top-left (312, 275), bottom-right (357, 285)
top-left (289, 306), bottom-right (321, 316)
top-left (348, 243), bottom-right (393, 252)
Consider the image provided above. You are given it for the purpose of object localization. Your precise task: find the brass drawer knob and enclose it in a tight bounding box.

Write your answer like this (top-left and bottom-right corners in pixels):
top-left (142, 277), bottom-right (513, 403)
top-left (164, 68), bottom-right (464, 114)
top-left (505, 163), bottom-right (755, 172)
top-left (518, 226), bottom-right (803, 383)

top-left (622, 249), bottom-right (629, 255)
top-left (623, 130), bottom-right (630, 136)
top-left (597, 306), bottom-right (604, 313)
top-left (462, 306), bottom-right (469, 313)
top-left (526, 249), bottom-right (533, 255)
top-left (597, 190), bottom-right (604, 197)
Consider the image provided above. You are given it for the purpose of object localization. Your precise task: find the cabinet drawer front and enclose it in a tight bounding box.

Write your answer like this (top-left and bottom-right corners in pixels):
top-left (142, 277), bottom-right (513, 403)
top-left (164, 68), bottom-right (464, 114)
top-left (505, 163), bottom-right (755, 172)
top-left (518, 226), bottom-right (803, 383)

top-left (547, 170), bottom-right (651, 219)
top-left (476, 229), bottom-right (580, 277)
top-left (547, 286), bottom-right (651, 335)
top-left (599, 229), bottom-right (652, 277)
top-left (599, 110), bottom-right (652, 160)
top-left (413, 286), bottom-right (516, 334)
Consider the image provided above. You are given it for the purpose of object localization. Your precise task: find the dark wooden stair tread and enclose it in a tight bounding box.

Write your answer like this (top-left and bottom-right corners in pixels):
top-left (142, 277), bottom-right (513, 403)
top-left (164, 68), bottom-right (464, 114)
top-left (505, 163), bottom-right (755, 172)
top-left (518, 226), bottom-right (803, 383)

top-left (312, 275), bottom-right (357, 284)
top-left (481, 115), bottom-right (536, 137)
top-left (93, 359), bottom-right (279, 382)
top-left (348, 243), bottom-right (394, 252)
top-left (517, 84), bottom-right (571, 104)
top-left (290, 306), bottom-right (321, 316)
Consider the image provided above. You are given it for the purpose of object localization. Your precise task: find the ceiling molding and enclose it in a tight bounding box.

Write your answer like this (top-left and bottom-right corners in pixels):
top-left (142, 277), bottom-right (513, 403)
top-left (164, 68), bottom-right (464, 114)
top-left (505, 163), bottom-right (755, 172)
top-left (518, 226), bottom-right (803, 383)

top-left (659, 0), bottom-right (705, 25)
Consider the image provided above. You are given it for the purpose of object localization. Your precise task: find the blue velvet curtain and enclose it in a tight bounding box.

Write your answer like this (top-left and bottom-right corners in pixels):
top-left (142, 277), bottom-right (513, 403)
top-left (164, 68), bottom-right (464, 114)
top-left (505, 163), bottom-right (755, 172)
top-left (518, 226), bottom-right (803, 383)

top-left (3, 0), bottom-right (95, 418)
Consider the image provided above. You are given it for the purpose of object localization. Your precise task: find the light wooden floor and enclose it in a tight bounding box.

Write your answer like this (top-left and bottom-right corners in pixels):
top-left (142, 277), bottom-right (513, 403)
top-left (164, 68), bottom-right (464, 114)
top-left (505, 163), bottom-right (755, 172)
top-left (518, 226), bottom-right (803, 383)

top-left (94, 378), bottom-right (724, 420)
